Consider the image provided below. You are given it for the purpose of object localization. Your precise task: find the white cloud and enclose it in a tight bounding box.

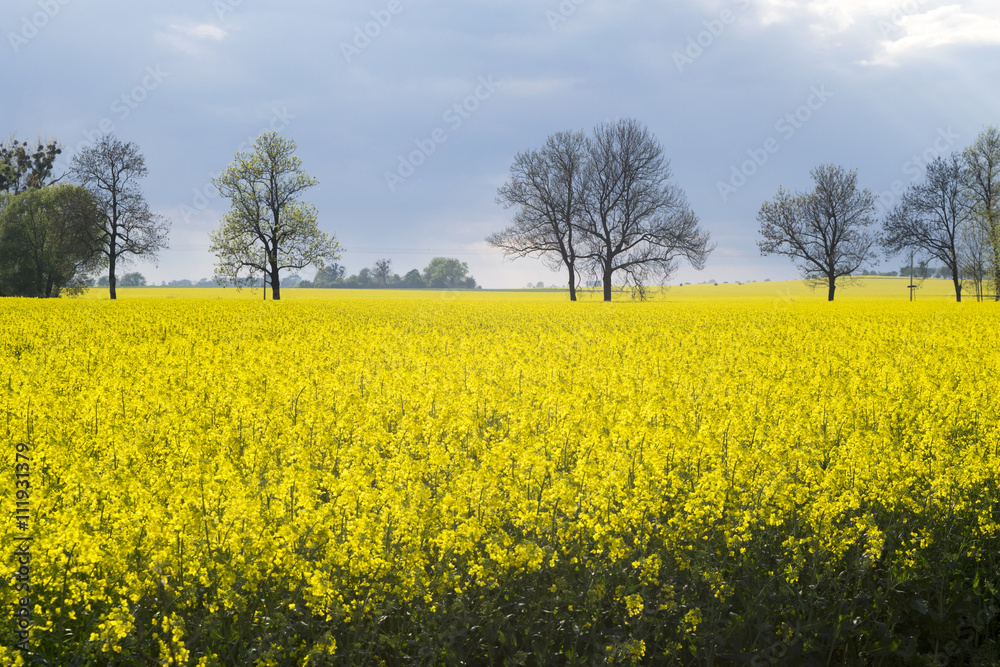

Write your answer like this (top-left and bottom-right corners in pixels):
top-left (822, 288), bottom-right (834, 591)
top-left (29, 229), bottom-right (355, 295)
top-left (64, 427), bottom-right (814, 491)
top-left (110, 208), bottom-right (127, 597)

top-left (755, 0), bottom-right (921, 32)
top-left (176, 23), bottom-right (227, 41)
top-left (155, 22), bottom-right (228, 56)
top-left (868, 4), bottom-right (1000, 65)
top-left (751, 0), bottom-right (1000, 65)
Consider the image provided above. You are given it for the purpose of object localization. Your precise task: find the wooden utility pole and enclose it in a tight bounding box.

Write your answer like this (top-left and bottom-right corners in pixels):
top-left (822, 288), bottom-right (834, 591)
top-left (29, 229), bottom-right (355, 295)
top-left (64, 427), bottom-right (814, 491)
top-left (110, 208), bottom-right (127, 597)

top-left (908, 250), bottom-right (917, 301)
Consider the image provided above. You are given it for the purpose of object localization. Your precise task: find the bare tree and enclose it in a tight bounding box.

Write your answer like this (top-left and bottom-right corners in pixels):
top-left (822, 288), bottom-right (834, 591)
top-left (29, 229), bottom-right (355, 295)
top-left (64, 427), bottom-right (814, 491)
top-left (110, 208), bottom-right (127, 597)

top-left (961, 219), bottom-right (990, 301)
top-left (70, 135), bottom-right (169, 299)
top-left (882, 154), bottom-right (968, 301)
top-left (489, 131), bottom-right (588, 300)
top-left (579, 119), bottom-right (712, 301)
top-left (757, 164), bottom-right (878, 301)
top-left (210, 131), bottom-right (339, 300)
top-left (963, 126), bottom-right (1000, 299)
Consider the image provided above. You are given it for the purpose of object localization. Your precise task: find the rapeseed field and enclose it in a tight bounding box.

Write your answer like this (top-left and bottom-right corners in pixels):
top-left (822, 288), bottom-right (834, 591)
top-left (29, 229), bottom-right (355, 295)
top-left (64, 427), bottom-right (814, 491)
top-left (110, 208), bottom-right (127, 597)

top-left (2, 287), bottom-right (998, 664)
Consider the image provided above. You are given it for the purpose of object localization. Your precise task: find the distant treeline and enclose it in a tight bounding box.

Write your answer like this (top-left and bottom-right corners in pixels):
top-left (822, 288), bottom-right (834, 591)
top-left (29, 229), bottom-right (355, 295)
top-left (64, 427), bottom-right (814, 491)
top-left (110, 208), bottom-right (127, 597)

top-left (81, 274), bottom-right (241, 288)
top-left (109, 257), bottom-right (481, 290)
top-left (860, 263), bottom-right (965, 279)
top-left (299, 257), bottom-right (479, 289)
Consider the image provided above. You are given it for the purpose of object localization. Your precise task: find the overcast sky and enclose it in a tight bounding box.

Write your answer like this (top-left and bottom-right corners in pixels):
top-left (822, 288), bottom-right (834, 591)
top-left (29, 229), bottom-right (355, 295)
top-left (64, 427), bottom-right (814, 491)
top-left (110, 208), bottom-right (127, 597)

top-left (4, 0), bottom-right (1000, 287)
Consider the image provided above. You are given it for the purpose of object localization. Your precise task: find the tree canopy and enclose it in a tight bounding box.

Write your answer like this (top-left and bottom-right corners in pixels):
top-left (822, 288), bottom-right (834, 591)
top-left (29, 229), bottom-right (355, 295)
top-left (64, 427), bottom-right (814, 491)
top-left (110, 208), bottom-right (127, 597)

top-left (423, 257), bottom-right (477, 289)
top-left (1, 136), bottom-right (62, 194)
top-left (0, 184), bottom-right (103, 297)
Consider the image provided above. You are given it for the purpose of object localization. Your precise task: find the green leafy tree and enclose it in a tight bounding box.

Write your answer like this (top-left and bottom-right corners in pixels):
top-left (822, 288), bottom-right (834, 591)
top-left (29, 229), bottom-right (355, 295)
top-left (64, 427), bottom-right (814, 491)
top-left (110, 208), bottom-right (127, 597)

top-left (70, 134), bottom-right (170, 300)
top-left (423, 257), bottom-right (476, 288)
top-left (1, 136), bottom-right (62, 194)
top-left (401, 268), bottom-right (425, 288)
top-left (119, 272), bottom-right (147, 287)
top-left (0, 184), bottom-right (103, 297)
top-left (312, 263), bottom-right (345, 288)
top-left (210, 131), bottom-right (339, 300)
top-left (347, 267), bottom-right (373, 288)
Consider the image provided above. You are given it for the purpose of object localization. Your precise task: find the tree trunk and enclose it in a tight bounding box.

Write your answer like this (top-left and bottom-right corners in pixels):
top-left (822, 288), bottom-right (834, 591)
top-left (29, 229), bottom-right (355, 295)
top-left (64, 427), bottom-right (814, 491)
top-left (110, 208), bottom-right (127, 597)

top-left (953, 276), bottom-right (962, 302)
top-left (270, 267), bottom-right (281, 301)
top-left (827, 278), bottom-right (836, 301)
top-left (33, 264), bottom-right (43, 298)
top-left (992, 230), bottom-right (1000, 301)
top-left (109, 254), bottom-right (117, 300)
top-left (603, 267), bottom-right (613, 302)
top-left (568, 265), bottom-right (577, 301)
top-left (994, 259), bottom-right (1000, 301)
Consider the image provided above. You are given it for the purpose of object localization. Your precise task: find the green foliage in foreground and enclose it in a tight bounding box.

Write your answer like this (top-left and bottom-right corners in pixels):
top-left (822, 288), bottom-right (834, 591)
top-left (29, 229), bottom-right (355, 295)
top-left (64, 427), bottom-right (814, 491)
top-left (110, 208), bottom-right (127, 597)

top-left (12, 498), bottom-right (999, 665)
